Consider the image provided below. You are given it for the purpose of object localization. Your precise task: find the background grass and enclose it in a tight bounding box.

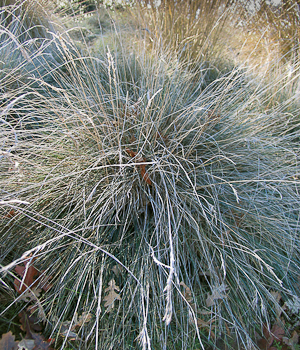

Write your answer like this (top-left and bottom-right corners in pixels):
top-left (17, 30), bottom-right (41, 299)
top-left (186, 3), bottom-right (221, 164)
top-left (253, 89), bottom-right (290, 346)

top-left (0, 1), bottom-right (300, 349)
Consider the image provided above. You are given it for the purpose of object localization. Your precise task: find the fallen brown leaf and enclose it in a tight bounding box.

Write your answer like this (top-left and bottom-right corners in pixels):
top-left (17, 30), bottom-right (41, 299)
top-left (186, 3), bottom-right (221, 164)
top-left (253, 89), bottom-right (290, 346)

top-left (270, 323), bottom-right (285, 342)
top-left (179, 281), bottom-right (193, 304)
top-left (14, 256), bottom-right (52, 295)
top-left (3, 210), bottom-right (16, 219)
top-left (206, 283), bottom-right (228, 307)
top-left (31, 333), bottom-right (54, 350)
top-left (18, 338), bottom-right (35, 350)
top-left (17, 287), bottom-right (42, 303)
top-left (270, 290), bottom-right (282, 319)
top-left (257, 322), bottom-right (288, 350)
top-left (104, 279), bottom-right (121, 312)
top-left (283, 331), bottom-right (299, 350)
top-left (14, 258), bottom-right (40, 294)
top-left (125, 148), bottom-right (152, 185)
top-left (18, 309), bottom-right (43, 338)
top-left (0, 331), bottom-right (18, 350)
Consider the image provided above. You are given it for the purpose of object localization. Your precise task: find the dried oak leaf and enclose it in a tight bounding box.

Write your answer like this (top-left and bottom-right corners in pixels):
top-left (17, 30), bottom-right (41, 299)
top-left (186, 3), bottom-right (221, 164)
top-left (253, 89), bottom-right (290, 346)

top-left (197, 317), bottom-right (215, 330)
top-left (104, 279), bottom-right (121, 312)
top-left (179, 281), bottom-right (193, 304)
top-left (270, 323), bottom-right (286, 343)
top-left (125, 148), bottom-right (152, 185)
top-left (56, 319), bottom-right (79, 341)
top-left (14, 256), bottom-right (52, 295)
top-left (125, 148), bottom-right (137, 158)
top-left (17, 287), bottom-right (42, 303)
top-left (0, 332), bottom-right (18, 350)
top-left (257, 323), bottom-right (287, 350)
top-left (18, 309), bottom-right (43, 338)
top-left (206, 283), bottom-right (228, 307)
top-left (31, 333), bottom-right (54, 350)
top-left (18, 338), bottom-right (35, 350)
top-left (270, 290), bottom-right (283, 319)
top-left (140, 164), bottom-right (152, 185)
top-left (3, 210), bottom-right (16, 219)
top-left (75, 312), bottom-right (92, 328)
top-left (14, 259), bottom-right (39, 294)
top-left (53, 312), bottom-right (91, 340)
top-left (283, 331), bottom-right (299, 350)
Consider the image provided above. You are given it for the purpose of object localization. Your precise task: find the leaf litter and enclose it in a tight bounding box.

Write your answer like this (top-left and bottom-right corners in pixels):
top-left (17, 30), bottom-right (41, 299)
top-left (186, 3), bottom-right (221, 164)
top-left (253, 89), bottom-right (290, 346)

top-left (103, 278), bottom-right (121, 312)
top-left (256, 291), bottom-right (300, 350)
top-left (14, 255), bottom-right (52, 297)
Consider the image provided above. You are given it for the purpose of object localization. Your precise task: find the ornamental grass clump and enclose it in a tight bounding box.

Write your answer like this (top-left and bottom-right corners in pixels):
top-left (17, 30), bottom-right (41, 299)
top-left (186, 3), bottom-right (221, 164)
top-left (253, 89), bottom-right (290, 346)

top-left (0, 2), bottom-right (300, 350)
top-left (0, 0), bottom-right (79, 133)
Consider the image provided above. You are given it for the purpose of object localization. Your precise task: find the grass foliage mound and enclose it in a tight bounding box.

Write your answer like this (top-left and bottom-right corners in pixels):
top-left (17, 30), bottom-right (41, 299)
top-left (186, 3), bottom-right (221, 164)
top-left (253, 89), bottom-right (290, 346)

top-left (0, 1), bottom-right (300, 349)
